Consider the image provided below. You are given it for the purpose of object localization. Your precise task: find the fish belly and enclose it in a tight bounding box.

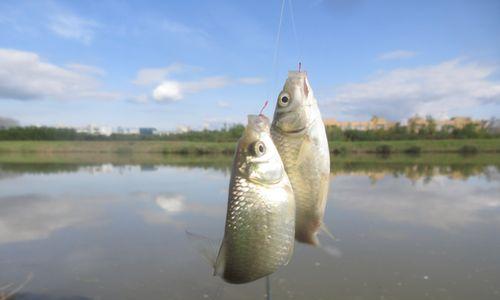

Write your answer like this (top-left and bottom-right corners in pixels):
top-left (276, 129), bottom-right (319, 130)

top-left (219, 175), bottom-right (295, 284)
top-left (272, 126), bottom-right (330, 242)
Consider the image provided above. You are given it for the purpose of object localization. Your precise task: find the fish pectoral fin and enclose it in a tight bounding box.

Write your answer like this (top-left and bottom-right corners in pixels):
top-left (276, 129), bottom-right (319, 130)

top-left (296, 134), bottom-right (313, 166)
top-left (185, 230), bottom-right (221, 272)
top-left (320, 222), bottom-right (336, 241)
top-left (213, 240), bottom-right (226, 277)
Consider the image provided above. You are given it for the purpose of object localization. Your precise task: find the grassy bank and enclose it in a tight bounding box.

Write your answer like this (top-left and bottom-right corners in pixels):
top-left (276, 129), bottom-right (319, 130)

top-left (1, 151), bottom-right (498, 166)
top-left (0, 140), bottom-right (235, 155)
top-left (330, 139), bottom-right (500, 154)
top-left (0, 139), bottom-right (499, 155)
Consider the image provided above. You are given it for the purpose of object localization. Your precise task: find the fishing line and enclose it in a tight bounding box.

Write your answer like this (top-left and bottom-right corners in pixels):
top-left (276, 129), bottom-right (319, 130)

top-left (271, 0), bottom-right (286, 83)
top-left (288, 0), bottom-right (302, 64)
top-left (266, 275), bottom-right (272, 300)
top-left (265, 0), bottom-right (287, 112)
top-left (265, 0), bottom-right (303, 114)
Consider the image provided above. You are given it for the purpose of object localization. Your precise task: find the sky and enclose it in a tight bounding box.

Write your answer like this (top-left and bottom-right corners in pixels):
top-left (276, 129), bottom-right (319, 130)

top-left (0, 0), bottom-right (499, 130)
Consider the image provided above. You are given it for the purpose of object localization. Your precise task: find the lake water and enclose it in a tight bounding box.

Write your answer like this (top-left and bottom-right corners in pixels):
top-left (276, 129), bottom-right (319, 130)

top-left (1, 154), bottom-right (499, 299)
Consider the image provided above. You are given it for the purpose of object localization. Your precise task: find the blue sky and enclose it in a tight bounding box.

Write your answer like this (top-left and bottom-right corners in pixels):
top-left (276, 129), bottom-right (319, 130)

top-left (1, 0), bottom-right (499, 130)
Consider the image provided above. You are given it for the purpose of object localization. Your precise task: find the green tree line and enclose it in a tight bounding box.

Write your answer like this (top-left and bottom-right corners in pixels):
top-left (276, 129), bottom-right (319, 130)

top-left (326, 122), bottom-right (499, 141)
top-left (0, 125), bottom-right (246, 142)
top-left (0, 121), bottom-right (499, 141)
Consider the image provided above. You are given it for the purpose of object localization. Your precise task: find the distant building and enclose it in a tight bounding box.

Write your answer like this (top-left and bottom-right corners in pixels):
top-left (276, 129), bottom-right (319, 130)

top-left (139, 127), bottom-right (157, 136)
top-left (406, 116), bottom-right (428, 131)
top-left (176, 125), bottom-right (191, 133)
top-left (325, 116), bottom-right (486, 131)
top-left (115, 126), bottom-right (126, 134)
top-left (115, 127), bottom-right (140, 135)
top-left (77, 124), bottom-right (112, 136)
top-left (154, 130), bottom-right (170, 136)
top-left (407, 116), bottom-right (484, 131)
top-left (439, 117), bottom-right (484, 130)
top-left (324, 116), bottom-right (395, 130)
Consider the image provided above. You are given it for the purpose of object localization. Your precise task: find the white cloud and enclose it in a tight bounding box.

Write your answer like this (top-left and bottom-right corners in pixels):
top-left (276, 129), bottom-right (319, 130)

top-left (48, 13), bottom-right (99, 45)
top-left (217, 100), bottom-right (230, 108)
top-left (238, 77), bottom-right (265, 84)
top-left (160, 19), bottom-right (209, 46)
top-left (151, 76), bottom-right (263, 102)
top-left (378, 50), bottom-right (417, 60)
top-left (66, 63), bottom-right (105, 76)
top-left (328, 59), bottom-right (500, 120)
top-left (133, 63), bottom-right (265, 103)
top-left (128, 94), bottom-right (150, 104)
top-left (162, 19), bottom-right (200, 35)
top-left (183, 76), bottom-right (230, 92)
top-left (133, 63), bottom-right (185, 86)
top-left (0, 48), bottom-right (117, 101)
top-left (152, 77), bottom-right (228, 102)
top-left (153, 80), bottom-right (184, 102)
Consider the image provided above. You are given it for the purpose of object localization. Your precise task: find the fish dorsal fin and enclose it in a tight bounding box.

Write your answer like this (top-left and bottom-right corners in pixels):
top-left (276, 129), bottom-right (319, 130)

top-left (185, 230), bottom-right (221, 269)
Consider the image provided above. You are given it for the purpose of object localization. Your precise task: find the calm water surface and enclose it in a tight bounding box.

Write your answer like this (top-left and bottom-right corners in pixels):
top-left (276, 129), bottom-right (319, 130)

top-left (0, 155), bottom-right (499, 299)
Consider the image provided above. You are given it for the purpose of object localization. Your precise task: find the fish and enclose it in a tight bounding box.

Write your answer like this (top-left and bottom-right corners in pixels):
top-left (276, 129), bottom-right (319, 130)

top-left (214, 114), bottom-right (295, 284)
top-left (270, 70), bottom-right (331, 246)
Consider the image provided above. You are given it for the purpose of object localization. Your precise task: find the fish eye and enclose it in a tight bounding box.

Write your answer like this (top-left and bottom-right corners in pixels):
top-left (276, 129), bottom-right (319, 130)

top-left (250, 141), bottom-right (266, 157)
top-left (278, 93), bottom-right (290, 107)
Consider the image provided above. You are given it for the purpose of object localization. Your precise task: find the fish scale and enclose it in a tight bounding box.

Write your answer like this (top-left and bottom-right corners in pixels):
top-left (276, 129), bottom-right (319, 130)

top-left (272, 128), bottom-right (325, 223)
top-left (216, 114), bottom-right (295, 284)
top-left (221, 175), bottom-right (294, 283)
top-left (271, 71), bottom-right (331, 245)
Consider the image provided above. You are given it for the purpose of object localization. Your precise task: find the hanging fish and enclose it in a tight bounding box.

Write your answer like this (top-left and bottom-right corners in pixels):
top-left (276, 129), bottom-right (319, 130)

top-left (271, 70), bottom-right (332, 246)
top-left (211, 114), bottom-right (295, 284)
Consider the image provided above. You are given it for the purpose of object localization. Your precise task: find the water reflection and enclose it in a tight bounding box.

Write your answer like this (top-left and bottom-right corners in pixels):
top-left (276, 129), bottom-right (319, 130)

top-left (1, 154), bottom-right (499, 182)
top-left (0, 154), bottom-right (499, 299)
top-left (7, 293), bottom-right (92, 300)
top-left (333, 174), bottom-right (500, 231)
top-left (140, 194), bottom-right (225, 228)
top-left (333, 164), bottom-right (500, 184)
top-left (0, 194), bottom-right (107, 245)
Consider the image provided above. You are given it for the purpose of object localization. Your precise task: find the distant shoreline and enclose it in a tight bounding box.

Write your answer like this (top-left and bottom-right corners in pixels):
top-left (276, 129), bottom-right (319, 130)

top-left (0, 139), bottom-right (499, 155)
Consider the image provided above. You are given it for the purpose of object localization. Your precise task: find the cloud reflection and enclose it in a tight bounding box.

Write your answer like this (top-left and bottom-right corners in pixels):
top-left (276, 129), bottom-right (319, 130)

top-left (0, 194), bottom-right (105, 245)
top-left (333, 173), bottom-right (500, 231)
top-left (156, 195), bottom-right (185, 213)
top-left (140, 194), bottom-right (224, 227)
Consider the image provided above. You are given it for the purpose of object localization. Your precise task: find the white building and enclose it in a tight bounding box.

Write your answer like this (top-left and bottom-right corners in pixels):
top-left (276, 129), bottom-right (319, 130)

top-left (176, 125), bottom-right (191, 133)
top-left (115, 127), bottom-right (140, 134)
top-left (77, 124), bottom-right (113, 136)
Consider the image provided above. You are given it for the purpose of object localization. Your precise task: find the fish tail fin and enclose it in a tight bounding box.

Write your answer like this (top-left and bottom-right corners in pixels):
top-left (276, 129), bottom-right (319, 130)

top-left (321, 245), bottom-right (343, 258)
top-left (185, 230), bottom-right (221, 271)
top-left (320, 222), bottom-right (336, 241)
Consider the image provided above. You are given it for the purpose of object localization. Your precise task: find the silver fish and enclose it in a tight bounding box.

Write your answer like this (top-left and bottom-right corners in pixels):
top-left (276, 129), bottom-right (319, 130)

top-left (216, 114), bottom-right (295, 284)
top-left (271, 71), bottom-right (331, 246)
